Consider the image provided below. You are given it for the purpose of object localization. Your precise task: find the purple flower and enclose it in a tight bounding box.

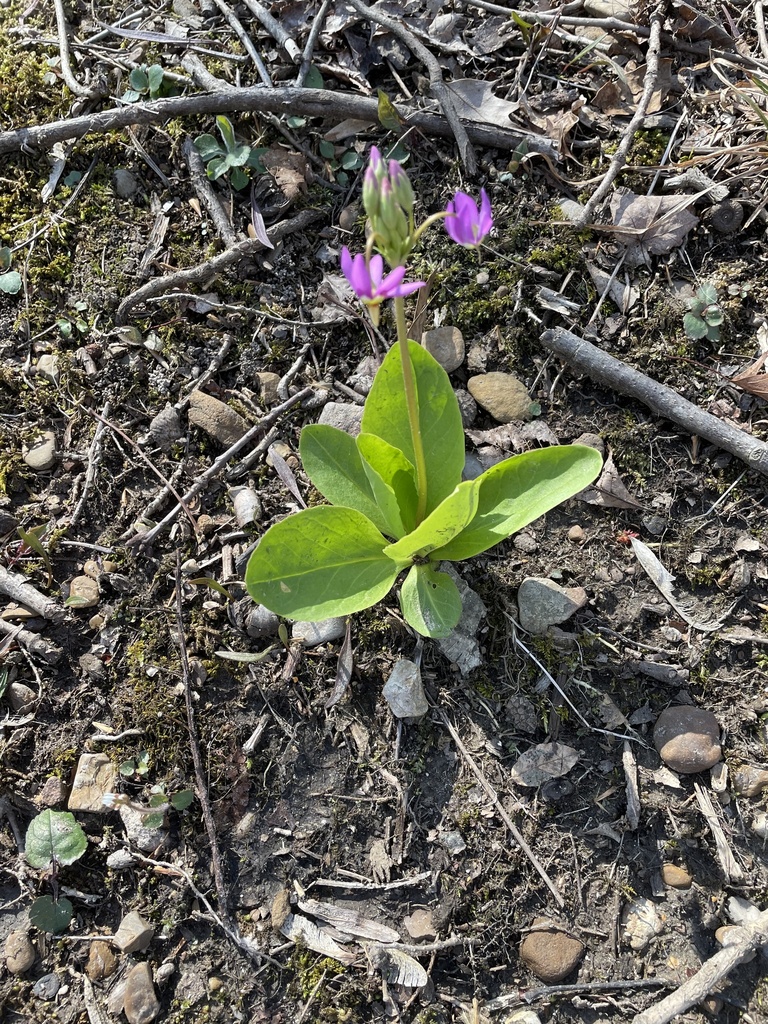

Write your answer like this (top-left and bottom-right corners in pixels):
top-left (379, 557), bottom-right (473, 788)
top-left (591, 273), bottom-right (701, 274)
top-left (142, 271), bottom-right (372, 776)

top-left (341, 248), bottom-right (424, 305)
top-left (444, 189), bottom-right (493, 247)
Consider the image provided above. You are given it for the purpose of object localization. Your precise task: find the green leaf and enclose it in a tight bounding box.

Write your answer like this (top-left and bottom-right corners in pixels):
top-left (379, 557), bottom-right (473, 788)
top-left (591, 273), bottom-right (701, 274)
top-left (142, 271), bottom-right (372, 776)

top-left (25, 810), bottom-right (87, 869)
top-left (206, 155), bottom-right (228, 180)
top-left (170, 789), bottom-right (194, 810)
top-left (683, 313), bottom-right (708, 339)
top-left (377, 89), bottom-right (405, 132)
top-left (304, 65), bottom-right (324, 89)
top-left (362, 341), bottom-right (464, 516)
top-left (194, 133), bottom-right (224, 162)
top-left (230, 166), bottom-right (249, 191)
top-left (143, 812), bottom-right (165, 829)
top-left (188, 577), bottom-right (233, 601)
top-left (286, 115), bottom-right (307, 128)
top-left (399, 563), bottom-right (462, 638)
top-left (433, 445), bottom-right (603, 561)
top-left (0, 271), bottom-right (21, 294)
top-left (247, 146), bottom-right (268, 172)
top-left (383, 141), bottom-right (410, 165)
top-left (228, 143), bottom-right (252, 167)
top-left (216, 115), bottom-right (237, 153)
top-left (356, 432), bottom-right (418, 538)
top-left (0, 246), bottom-right (11, 270)
top-left (122, 90), bottom-right (141, 103)
top-left (245, 506), bottom-right (400, 619)
top-left (17, 524), bottom-right (52, 587)
top-left (384, 479), bottom-right (478, 564)
top-left (299, 424), bottom-right (391, 536)
top-left (697, 283), bottom-right (718, 304)
top-left (29, 895), bottom-right (73, 934)
top-left (319, 140), bottom-right (335, 159)
top-left (147, 64), bottom-right (165, 94)
top-left (129, 67), bottom-right (149, 92)
top-left (702, 304), bottom-right (723, 327)
top-left (340, 150), bottom-right (363, 170)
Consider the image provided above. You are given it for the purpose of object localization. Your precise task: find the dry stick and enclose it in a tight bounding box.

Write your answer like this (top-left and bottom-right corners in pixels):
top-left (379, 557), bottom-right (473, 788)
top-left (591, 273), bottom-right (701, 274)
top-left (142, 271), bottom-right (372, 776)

top-left (485, 978), bottom-right (668, 1013)
top-left (632, 909), bottom-right (768, 1024)
top-left (0, 566), bottom-right (65, 624)
top-left (757, 1), bottom-right (768, 60)
top-left (0, 87), bottom-right (553, 162)
top-left (296, 0), bottom-right (332, 88)
top-left (53, 0), bottom-right (99, 99)
top-left (210, 0), bottom-right (272, 86)
top-left (344, 0), bottom-right (477, 175)
top-left (574, 11), bottom-right (663, 228)
top-left (127, 386), bottom-right (313, 548)
top-left (241, 0), bottom-right (301, 63)
top-left (183, 137), bottom-right (241, 248)
top-left (435, 710), bottom-right (564, 907)
top-left (540, 327), bottom-right (768, 477)
top-left (71, 400), bottom-right (110, 527)
top-left (115, 207), bottom-right (322, 324)
top-left (0, 619), bottom-right (62, 664)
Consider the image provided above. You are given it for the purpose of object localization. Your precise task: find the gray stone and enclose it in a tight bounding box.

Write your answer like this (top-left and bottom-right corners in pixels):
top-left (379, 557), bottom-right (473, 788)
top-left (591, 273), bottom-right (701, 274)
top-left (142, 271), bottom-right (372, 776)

top-left (752, 812), bottom-right (768, 840)
top-left (229, 485), bottom-right (262, 527)
top-left (68, 575), bottom-right (100, 608)
top-left (621, 897), bottom-right (664, 950)
top-left (468, 372), bottom-right (537, 422)
top-left (246, 604), bottom-right (280, 639)
top-left (404, 909), bottom-right (436, 940)
top-left (32, 973), bottom-right (60, 1000)
top-left (653, 707), bottom-right (721, 774)
top-left (513, 532), bottom-right (538, 554)
top-left (7, 681), bottom-right (36, 712)
top-left (36, 354), bottom-right (60, 383)
top-left (188, 391), bottom-right (249, 446)
top-left (106, 849), bottom-right (137, 870)
top-left (732, 764), bottom-right (768, 797)
top-left (382, 660), bottom-right (428, 720)
top-left (455, 388), bottom-right (477, 427)
top-left (123, 962), bottom-right (160, 1024)
top-left (119, 804), bottom-right (168, 853)
top-left (113, 911), bottom-right (154, 954)
top-left (23, 430), bottom-right (58, 471)
top-left (4, 930), bottom-right (35, 974)
top-left (113, 168), bottom-right (140, 198)
top-left (255, 371), bottom-right (280, 404)
top-left (462, 453), bottom-right (484, 481)
top-left (517, 578), bottom-right (588, 635)
top-left (292, 618), bottom-right (346, 646)
top-left (317, 402), bottom-right (364, 436)
top-left (422, 326), bottom-right (465, 372)
top-left (149, 405), bottom-right (183, 451)
top-left (435, 564), bottom-right (487, 676)
top-left (520, 920), bottom-right (584, 983)
top-left (68, 752), bottom-right (117, 812)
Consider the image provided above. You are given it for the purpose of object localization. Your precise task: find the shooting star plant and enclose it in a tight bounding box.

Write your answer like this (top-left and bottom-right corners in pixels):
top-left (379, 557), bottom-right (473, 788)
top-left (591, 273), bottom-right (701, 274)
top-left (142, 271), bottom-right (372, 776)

top-left (245, 149), bottom-right (602, 638)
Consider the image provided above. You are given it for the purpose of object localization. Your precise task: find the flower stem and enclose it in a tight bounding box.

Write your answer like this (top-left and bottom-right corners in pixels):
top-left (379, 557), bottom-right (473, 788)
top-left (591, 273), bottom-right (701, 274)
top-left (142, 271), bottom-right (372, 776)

top-left (394, 295), bottom-right (428, 525)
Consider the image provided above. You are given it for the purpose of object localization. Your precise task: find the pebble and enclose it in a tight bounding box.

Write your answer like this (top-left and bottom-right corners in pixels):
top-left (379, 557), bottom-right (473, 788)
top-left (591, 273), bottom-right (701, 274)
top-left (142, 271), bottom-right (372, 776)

top-left (455, 388), bottom-right (477, 427)
top-left (467, 372), bottom-right (537, 423)
top-left (435, 565), bottom-right (486, 676)
top-left (113, 910), bottom-right (154, 954)
top-left (513, 532), bottom-right (538, 554)
top-left (519, 920), bottom-right (584, 983)
top-left (188, 390), bottom-right (249, 446)
top-left (567, 525), bottom-right (585, 543)
top-left (36, 776), bottom-right (67, 807)
top-left (106, 849), bottom-right (137, 870)
top-left (403, 909), bottom-right (436, 940)
top-left (36, 353), bottom-right (60, 383)
top-left (338, 203), bottom-right (359, 231)
top-left (208, 976), bottom-right (224, 992)
top-left (113, 168), bottom-right (140, 198)
top-left (291, 618), bottom-right (346, 646)
top-left (421, 326), bottom-right (465, 373)
top-left (653, 707), bottom-right (722, 774)
top-left (382, 660), bottom-right (429, 721)
top-left (87, 939), bottom-right (117, 981)
top-left (621, 897), bottom-right (665, 951)
top-left (123, 962), bottom-right (161, 1024)
top-left (33, 973), bottom-right (61, 1000)
top-left (245, 604), bottom-right (280, 639)
top-left (317, 401), bottom-right (364, 436)
top-left (119, 804), bottom-right (168, 853)
top-left (68, 752), bottom-right (117, 812)
top-left (517, 577), bottom-right (588, 635)
top-left (751, 812), bottom-right (768, 840)
top-left (661, 863), bottom-right (693, 889)
top-left (68, 575), bottom-right (100, 608)
top-left (7, 681), bottom-right (36, 713)
top-left (23, 430), bottom-right (58, 471)
top-left (255, 371), bottom-right (281, 404)
top-left (229, 485), bottom-right (262, 527)
top-left (4, 930), bottom-right (35, 973)
top-left (149, 405), bottom-right (183, 451)
top-left (732, 764), bottom-right (768, 798)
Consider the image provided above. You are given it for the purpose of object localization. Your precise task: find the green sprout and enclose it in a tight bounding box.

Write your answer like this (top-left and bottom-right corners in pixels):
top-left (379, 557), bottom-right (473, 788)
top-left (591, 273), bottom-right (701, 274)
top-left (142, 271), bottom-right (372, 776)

top-left (122, 64), bottom-right (179, 103)
top-left (684, 283), bottom-right (724, 342)
top-left (193, 116), bottom-right (267, 191)
top-left (0, 247), bottom-right (21, 295)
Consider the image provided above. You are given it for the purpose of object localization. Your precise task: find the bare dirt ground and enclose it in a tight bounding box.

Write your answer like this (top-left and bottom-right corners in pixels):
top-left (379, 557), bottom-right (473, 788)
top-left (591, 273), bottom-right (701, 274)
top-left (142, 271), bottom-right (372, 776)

top-left (1, 2), bottom-right (768, 1023)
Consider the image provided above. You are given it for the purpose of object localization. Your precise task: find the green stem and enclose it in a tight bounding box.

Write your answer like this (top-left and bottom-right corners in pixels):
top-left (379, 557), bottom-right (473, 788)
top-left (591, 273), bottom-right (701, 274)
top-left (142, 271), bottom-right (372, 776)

top-left (394, 295), bottom-right (428, 525)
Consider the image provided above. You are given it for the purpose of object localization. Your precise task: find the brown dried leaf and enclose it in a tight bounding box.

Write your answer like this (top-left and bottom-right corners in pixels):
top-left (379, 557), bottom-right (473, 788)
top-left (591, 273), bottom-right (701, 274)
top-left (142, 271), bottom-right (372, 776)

top-left (731, 351), bottom-right (768, 398)
top-left (607, 192), bottom-right (699, 255)
top-left (578, 453), bottom-right (644, 509)
top-left (445, 78), bottom-right (517, 127)
top-left (261, 146), bottom-right (309, 202)
top-left (509, 742), bottom-right (579, 788)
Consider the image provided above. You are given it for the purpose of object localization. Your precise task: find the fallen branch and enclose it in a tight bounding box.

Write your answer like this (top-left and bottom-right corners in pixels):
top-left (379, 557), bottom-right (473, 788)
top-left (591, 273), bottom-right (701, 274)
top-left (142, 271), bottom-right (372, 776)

top-left (0, 619), bottom-right (63, 664)
top-left (0, 87), bottom-right (554, 162)
top-left (540, 327), bottom-right (768, 477)
top-left (183, 136), bottom-right (241, 248)
top-left (0, 566), bottom-right (65, 624)
top-left (632, 908), bottom-right (768, 1024)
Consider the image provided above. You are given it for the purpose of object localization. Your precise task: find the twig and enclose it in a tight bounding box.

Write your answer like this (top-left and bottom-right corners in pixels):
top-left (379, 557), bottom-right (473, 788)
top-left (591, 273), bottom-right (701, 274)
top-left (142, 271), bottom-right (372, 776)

top-left (622, 741), bottom-right (640, 831)
top-left (344, 0), bottom-right (477, 175)
top-left (485, 977), bottom-right (669, 1012)
top-left (693, 783), bottom-right (744, 882)
top-left (540, 327), bottom-right (768, 477)
top-left (310, 871), bottom-right (431, 891)
top-left (127, 387), bottom-right (313, 548)
top-left (0, 88), bottom-right (554, 162)
top-left (435, 709), bottom-right (564, 906)
top-left (115, 208), bottom-right (322, 324)
top-left (758, 1), bottom-right (768, 59)
top-left (632, 909), bottom-right (768, 1024)
top-left (0, 566), bottom-right (65, 623)
top-left (183, 137), bottom-right (241, 248)
top-left (71, 400), bottom-right (110, 527)
top-left (241, 0), bottom-right (300, 63)
top-left (0, 619), bottom-right (62, 664)
top-left (211, 0), bottom-right (272, 87)
top-left (296, 0), bottom-right (332, 88)
top-left (53, 0), bottom-right (99, 99)
top-left (575, 11), bottom-right (663, 227)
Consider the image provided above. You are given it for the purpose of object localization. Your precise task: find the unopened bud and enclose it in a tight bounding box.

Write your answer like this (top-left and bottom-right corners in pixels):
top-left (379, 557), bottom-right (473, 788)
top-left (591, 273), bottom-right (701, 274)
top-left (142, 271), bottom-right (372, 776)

top-left (389, 161), bottom-right (414, 218)
top-left (362, 166), bottom-right (380, 220)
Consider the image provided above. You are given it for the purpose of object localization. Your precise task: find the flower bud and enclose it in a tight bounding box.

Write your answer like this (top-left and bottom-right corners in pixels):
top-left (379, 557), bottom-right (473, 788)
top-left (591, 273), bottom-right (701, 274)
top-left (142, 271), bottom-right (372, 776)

top-left (388, 160), bottom-right (414, 218)
top-left (362, 165), bottom-right (380, 220)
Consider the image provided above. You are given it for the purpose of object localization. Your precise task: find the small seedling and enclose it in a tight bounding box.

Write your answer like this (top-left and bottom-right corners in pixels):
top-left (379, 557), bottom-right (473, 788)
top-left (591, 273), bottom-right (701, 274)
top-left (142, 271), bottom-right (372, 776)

top-left (684, 283), bottom-right (723, 342)
top-left (0, 247), bottom-right (21, 295)
top-left (57, 300), bottom-right (90, 339)
top-left (119, 750), bottom-right (151, 778)
top-left (25, 809), bottom-right (87, 933)
top-left (193, 115), bottom-right (267, 191)
top-left (122, 64), bottom-right (179, 103)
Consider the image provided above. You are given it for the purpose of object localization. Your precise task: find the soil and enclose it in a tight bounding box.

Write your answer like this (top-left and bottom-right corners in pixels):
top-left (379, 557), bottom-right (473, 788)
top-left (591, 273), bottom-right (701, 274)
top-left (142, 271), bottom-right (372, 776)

top-left (1, 2), bottom-right (767, 1024)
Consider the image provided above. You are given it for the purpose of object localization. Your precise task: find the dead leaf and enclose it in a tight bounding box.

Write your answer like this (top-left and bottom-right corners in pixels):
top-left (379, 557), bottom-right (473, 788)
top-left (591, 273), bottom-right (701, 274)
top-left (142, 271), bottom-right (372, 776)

top-left (445, 79), bottom-right (518, 127)
top-left (625, 60), bottom-right (676, 113)
top-left (297, 898), bottom-right (401, 943)
top-left (586, 263), bottom-right (639, 313)
top-left (629, 537), bottom-right (730, 632)
top-left (324, 118), bottom-right (375, 142)
top-left (578, 452), bottom-right (644, 509)
top-left (509, 742), bottom-right (580, 788)
top-left (605, 192), bottom-right (699, 256)
top-left (466, 421), bottom-right (559, 452)
top-left (366, 944), bottom-right (428, 987)
top-left (261, 146), bottom-right (309, 202)
top-left (280, 913), bottom-right (357, 965)
top-left (731, 350), bottom-right (768, 399)
top-left (326, 619), bottom-right (353, 708)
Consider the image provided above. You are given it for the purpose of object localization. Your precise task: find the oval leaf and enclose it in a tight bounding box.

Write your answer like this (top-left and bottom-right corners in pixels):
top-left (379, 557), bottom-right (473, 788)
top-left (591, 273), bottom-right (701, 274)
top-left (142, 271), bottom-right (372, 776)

top-left (25, 810), bottom-right (87, 869)
top-left (384, 479), bottom-right (478, 564)
top-left (357, 432), bottom-right (418, 538)
top-left (399, 563), bottom-right (462, 638)
top-left (0, 271), bottom-right (22, 295)
top-left (245, 506), bottom-right (400, 619)
top-left (29, 895), bottom-right (74, 934)
top-left (433, 445), bottom-right (602, 561)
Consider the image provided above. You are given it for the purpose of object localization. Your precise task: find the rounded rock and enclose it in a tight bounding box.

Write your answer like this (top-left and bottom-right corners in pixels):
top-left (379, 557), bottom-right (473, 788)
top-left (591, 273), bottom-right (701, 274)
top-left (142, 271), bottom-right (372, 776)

top-left (653, 707), bottom-right (721, 774)
top-left (751, 811), bottom-right (768, 840)
top-left (422, 326), bottom-right (465, 373)
top-left (519, 921), bottom-right (584, 983)
top-left (245, 604), bottom-right (280, 639)
top-left (23, 430), bottom-right (58, 472)
top-left (68, 575), bottom-right (100, 608)
top-left (468, 372), bottom-right (537, 423)
top-left (123, 962), bottom-right (160, 1024)
top-left (732, 764), bottom-right (768, 798)
top-left (33, 973), bottom-right (61, 1000)
top-left (5, 930), bottom-right (35, 974)
top-left (661, 863), bottom-right (692, 890)
top-left (567, 525), bottom-right (585, 543)
top-left (113, 168), bottom-right (140, 198)
top-left (87, 940), bottom-right (117, 981)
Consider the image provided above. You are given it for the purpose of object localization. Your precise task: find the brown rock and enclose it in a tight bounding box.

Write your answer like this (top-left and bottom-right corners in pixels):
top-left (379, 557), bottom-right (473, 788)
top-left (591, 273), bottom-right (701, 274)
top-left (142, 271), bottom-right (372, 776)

top-left (36, 776), bottom-right (68, 807)
top-left (255, 372), bottom-right (280, 405)
top-left (113, 911), bottom-right (154, 953)
top-left (5, 930), bottom-right (35, 974)
top-left (661, 863), bottom-right (692, 890)
top-left (68, 752), bottom-right (117, 812)
top-left (467, 372), bottom-right (537, 423)
top-left (520, 920), bottom-right (584, 983)
top-left (422, 326), bottom-right (465, 373)
top-left (404, 909), bottom-right (437, 940)
top-left (653, 707), bottom-right (721, 774)
top-left (123, 962), bottom-right (160, 1024)
top-left (68, 575), bottom-right (100, 608)
top-left (732, 764), bottom-right (768, 798)
top-left (188, 390), bottom-right (249, 446)
top-left (86, 940), bottom-right (117, 981)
